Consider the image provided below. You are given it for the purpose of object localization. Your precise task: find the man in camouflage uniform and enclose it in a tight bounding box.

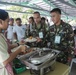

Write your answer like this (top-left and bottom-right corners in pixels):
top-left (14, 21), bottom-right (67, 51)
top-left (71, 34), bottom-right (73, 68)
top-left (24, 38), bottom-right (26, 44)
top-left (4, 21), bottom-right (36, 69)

top-left (47, 8), bottom-right (74, 64)
top-left (31, 11), bottom-right (48, 47)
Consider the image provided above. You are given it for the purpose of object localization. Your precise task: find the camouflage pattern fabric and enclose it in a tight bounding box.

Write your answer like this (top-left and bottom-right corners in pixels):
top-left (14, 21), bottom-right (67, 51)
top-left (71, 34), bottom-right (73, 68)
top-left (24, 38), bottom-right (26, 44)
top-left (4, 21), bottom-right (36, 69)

top-left (46, 20), bottom-right (74, 64)
top-left (29, 23), bottom-right (48, 47)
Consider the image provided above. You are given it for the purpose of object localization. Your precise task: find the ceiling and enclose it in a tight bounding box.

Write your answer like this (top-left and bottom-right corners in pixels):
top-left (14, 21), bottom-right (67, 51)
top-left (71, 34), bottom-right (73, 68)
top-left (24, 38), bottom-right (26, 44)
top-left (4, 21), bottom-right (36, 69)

top-left (0, 0), bottom-right (76, 18)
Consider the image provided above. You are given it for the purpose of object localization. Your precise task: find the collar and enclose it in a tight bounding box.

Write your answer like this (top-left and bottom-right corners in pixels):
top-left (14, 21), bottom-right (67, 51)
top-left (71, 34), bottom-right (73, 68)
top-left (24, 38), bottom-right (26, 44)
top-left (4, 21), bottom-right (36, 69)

top-left (54, 20), bottom-right (65, 28)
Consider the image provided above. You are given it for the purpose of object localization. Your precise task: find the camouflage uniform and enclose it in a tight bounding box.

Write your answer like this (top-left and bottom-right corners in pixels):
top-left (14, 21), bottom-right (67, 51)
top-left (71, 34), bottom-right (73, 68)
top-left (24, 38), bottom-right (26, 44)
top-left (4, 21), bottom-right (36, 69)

top-left (30, 23), bottom-right (48, 47)
top-left (47, 20), bottom-right (74, 64)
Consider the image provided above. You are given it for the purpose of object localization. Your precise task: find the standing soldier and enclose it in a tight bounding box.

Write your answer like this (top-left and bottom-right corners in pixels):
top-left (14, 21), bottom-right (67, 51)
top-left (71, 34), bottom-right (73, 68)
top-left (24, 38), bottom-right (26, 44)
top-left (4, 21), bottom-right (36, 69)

top-left (32, 11), bottom-right (48, 47)
top-left (47, 8), bottom-right (74, 64)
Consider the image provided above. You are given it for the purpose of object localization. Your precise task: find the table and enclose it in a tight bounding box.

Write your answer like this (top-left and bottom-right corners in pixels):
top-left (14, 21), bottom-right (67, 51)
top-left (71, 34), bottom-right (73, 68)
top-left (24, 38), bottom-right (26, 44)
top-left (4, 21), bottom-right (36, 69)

top-left (16, 62), bottom-right (69, 75)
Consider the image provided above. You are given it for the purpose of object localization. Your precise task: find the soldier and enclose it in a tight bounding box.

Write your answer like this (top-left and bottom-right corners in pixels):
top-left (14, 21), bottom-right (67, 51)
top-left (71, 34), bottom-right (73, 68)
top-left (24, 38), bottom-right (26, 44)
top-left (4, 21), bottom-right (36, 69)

top-left (26, 17), bottom-right (34, 37)
top-left (47, 8), bottom-right (74, 64)
top-left (28, 17), bottom-right (34, 32)
top-left (41, 17), bottom-right (49, 31)
top-left (32, 11), bottom-right (48, 47)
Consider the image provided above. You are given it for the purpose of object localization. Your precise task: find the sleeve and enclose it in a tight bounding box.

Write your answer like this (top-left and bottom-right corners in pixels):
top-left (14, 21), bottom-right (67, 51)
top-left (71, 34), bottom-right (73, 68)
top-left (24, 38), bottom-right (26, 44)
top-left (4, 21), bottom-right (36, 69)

top-left (67, 24), bottom-right (74, 52)
top-left (0, 36), bottom-right (9, 64)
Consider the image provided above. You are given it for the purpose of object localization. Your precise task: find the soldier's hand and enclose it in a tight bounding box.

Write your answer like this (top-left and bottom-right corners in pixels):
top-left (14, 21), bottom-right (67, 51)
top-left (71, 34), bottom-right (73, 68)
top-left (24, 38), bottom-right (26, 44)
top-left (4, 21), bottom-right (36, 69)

top-left (20, 45), bottom-right (27, 53)
top-left (19, 40), bottom-right (26, 45)
top-left (36, 37), bottom-right (42, 42)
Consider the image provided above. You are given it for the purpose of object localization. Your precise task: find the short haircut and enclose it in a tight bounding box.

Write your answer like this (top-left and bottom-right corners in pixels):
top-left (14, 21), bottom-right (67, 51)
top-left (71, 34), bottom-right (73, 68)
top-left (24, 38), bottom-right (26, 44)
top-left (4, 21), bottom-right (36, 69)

top-left (16, 18), bottom-right (21, 21)
top-left (41, 17), bottom-right (46, 21)
top-left (29, 17), bottom-right (34, 21)
top-left (33, 11), bottom-right (40, 16)
top-left (0, 9), bottom-right (8, 21)
top-left (9, 18), bottom-right (14, 21)
top-left (50, 8), bottom-right (61, 14)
